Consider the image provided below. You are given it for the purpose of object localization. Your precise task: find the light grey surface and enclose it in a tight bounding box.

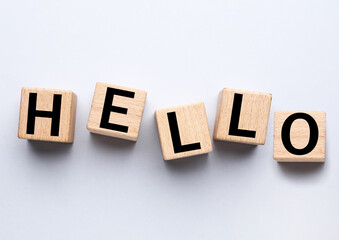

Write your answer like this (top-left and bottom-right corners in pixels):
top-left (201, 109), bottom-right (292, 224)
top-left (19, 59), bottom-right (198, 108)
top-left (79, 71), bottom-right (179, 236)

top-left (1, 0), bottom-right (339, 239)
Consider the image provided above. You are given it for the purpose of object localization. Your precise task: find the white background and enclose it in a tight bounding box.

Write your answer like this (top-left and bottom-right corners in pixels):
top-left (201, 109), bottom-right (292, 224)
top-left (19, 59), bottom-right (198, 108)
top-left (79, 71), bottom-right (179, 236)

top-left (1, 0), bottom-right (339, 239)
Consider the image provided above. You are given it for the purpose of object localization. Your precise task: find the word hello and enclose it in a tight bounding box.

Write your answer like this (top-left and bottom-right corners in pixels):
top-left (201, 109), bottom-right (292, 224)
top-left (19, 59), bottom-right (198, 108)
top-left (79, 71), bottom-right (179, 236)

top-left (18, 82), bottom-right (326, 162)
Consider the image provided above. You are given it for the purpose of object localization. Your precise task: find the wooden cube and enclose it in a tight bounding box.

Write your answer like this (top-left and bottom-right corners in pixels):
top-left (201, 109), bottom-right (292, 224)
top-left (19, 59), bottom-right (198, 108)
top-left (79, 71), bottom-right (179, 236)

top-left (87, 82), bottom-right (147, 141)
top-left (213, 88), bottom-right (272, 145)
top-left (18, 87), bottom-right (77, 143)
top-left (274, 111), bottom-right (326, 162)
top-left (155, 102), bottom-right (213, 160)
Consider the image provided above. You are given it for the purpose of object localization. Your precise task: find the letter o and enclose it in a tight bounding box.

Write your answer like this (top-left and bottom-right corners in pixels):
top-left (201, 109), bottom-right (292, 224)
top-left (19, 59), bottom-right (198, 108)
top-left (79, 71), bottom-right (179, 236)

top-left (281, 113), bottom-right (319, 155)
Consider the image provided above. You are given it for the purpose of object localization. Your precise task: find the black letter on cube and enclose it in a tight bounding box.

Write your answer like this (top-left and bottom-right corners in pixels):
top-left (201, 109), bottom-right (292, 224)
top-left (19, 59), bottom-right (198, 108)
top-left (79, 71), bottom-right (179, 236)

top-left (281, 112), bottom-right (319, 155)
top-left (228, 93), bottom-right (256, 138)
top-left (100, 87), bottom-right (135, 133)
top-left (167, 112), bottom-right (201, 153)
top-left (26, 93), bottom-right (62, 136)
